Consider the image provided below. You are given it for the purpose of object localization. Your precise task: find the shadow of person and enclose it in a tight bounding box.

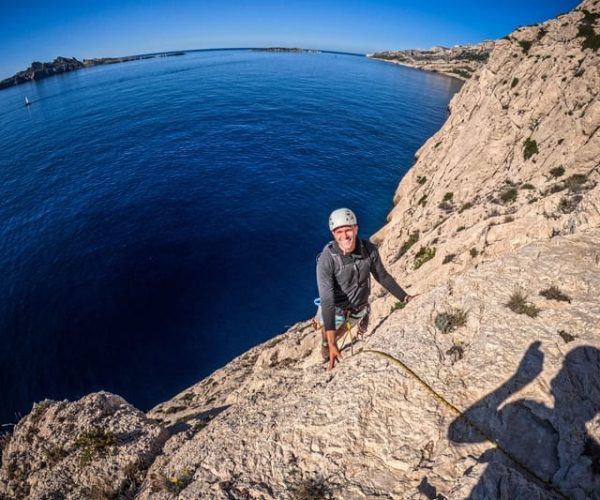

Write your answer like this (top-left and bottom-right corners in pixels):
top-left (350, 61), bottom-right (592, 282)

top-left (448, 342), bottom-right (600, 499)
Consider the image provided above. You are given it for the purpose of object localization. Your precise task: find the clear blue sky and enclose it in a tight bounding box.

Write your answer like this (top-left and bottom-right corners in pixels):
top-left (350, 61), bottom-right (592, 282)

top-left (0, 0), bottom-right (581, 79)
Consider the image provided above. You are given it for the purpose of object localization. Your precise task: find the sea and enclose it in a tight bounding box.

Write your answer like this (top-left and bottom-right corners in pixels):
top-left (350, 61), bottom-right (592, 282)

top-left (0, 49), bottom-right (462, 425)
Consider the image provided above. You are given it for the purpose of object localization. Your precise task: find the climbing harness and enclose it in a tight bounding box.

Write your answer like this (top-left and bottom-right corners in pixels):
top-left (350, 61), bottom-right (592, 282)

top-left (359, 347), bottom-right (571, 500)
top-left (338, 307), bottom-right (369, 355)
top-left (313, 298), bottom-right (369, 357)
top-left (337, 311), bottom-right (355, 355)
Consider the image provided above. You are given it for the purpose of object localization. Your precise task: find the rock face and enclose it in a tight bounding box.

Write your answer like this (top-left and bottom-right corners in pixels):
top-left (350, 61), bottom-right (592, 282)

top-left (138, 229), bottom-right (600, 499)
top-left (371, 0), bottom-right (600, 309)
top-left (0, 392), bottom-right (168, 499)
top-left (1, 1), bottom-right (599, 499)
top-left (368, 41), bottom-right (495, 80)
top-left (0, 57), bottom-right (85, 89)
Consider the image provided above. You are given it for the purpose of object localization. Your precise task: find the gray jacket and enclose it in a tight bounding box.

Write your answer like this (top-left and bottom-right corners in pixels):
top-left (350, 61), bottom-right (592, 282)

top-left (316, 239), bottom-right (407, 331)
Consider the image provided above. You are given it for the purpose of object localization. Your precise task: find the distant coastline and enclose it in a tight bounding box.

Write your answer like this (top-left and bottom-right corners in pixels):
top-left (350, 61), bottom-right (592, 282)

top-left (1, 48), bottom-right (362, 91)
top-left (251, 47), bottom-right (321, 53)
top-left (367, 41), bottom-right (494, 80)
top-left (0, 52), bottom-right (185, 91)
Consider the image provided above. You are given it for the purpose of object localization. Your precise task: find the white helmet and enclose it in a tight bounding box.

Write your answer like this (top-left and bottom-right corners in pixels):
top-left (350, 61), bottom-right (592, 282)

top-left (329, 208), bottom-right (357, 231)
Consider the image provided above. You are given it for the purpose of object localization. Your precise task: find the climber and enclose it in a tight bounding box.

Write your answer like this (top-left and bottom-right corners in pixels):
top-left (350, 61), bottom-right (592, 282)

top-left (316, 208), bottom-right (412, 370)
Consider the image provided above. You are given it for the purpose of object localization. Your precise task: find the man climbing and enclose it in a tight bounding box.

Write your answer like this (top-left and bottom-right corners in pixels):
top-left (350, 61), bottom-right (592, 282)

top-left (316, 208), bottom-right (411, 370)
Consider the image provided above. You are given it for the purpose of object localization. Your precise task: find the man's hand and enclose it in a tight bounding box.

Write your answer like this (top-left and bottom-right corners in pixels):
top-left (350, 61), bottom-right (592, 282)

top-left (326, 330), bottom-right (342, 370)
top-left (328, 343), bottom-right (342, 370)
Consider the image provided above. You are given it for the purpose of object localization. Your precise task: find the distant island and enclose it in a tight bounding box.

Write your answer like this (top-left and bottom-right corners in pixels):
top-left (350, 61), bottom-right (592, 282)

top-left (368, 41), bottom-right (494, 80)
top-left (252, 47), bottom-right (321, 53)
top-left (0, 52), bottom-right (185, 90)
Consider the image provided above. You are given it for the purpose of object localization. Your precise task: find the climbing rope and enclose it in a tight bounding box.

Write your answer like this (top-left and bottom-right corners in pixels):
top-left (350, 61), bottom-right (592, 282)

top-left (317, 300), bottom-right (570, 497)
top-left (337, 315), bottom-right (355, 355)
top-left (358, 347), bottom-right (571, 500)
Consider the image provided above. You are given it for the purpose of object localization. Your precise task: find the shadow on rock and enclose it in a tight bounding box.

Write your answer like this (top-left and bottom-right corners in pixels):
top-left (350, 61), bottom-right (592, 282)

top-left (165, 405), bottom-right (230, 436)
top-left (448, 342), bottom-right (600, 499)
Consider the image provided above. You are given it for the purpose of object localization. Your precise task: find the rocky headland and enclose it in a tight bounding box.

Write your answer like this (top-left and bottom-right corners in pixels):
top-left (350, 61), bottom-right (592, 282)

top-left (1, 1), bottom-right (599, 498)
top-left (368, 41), bottom-right (495, 80)
top-left (0, 52), bottom-right (185, 90)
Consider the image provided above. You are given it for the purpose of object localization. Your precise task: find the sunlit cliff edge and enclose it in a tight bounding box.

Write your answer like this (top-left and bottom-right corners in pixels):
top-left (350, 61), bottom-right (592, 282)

top-left (1, 1), bottom-right (599, 498)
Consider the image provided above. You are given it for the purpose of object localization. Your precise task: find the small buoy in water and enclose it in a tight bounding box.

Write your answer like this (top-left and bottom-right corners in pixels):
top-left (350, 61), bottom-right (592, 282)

top-left (25, 97), bottom-right (31, 106)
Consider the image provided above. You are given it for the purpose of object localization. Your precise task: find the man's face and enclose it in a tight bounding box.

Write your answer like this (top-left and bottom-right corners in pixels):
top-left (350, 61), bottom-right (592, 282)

top-left (332, 224), bottom-right (358, 255)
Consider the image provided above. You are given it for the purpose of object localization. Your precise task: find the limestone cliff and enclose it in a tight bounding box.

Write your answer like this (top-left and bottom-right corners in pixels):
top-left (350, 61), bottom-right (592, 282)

top-left (1, 1), bottom-right (599, 499)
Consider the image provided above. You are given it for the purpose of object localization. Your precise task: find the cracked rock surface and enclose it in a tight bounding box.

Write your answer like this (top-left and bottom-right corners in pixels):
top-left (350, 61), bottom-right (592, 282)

top-left (0, 392), bottom-right (168, 499)
top-left (0, 1), bottom-right (599, 499)
top-left (140, 229), bottom-right (600, 499)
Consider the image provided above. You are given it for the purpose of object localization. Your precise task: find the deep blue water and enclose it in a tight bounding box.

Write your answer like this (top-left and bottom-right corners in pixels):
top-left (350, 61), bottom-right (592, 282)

top-left (0, 50), bottom-right (461, 424)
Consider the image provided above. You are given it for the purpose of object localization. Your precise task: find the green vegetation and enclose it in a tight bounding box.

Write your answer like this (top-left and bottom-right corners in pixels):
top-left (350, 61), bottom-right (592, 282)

top-left (370, 52), bottom-right (397, 60)
top-left (438, 200), bottom-right (453, 212)
top-left (548, 183), bottom-right (566, 194)
top-left (192, 421), bottom-right (207, 433)
top-left (416, 175), bottom-right (427, 185)
top-left (521, 183), bottom-right (535, 190)
top-left (397, 230), bottom-right (419, 259)
top-left (75, 428), bottom-right (117, 465)
top-left (558, 330), bottom-right (576, 343)
top-left (435, 308), bottom-right (467, 334)
top-left (166, 469), bottom-right (193, 494)
top-left (287, 474), bottom-right (336, 500)
top-left (443, 192), bottom-right (454, 202)
top-left (539, 286), bottom-right (571, 303)
top-left (511, 77), bottom-right (519, 88)
top-left (446, 340), bottom-right (465, 363)
top-left (564, 174), bottom-right (587, 193)
top-left (523, 138), bottom-right (539, 160)
top-left (456, 51), bottom-right (490, 62)
top-left (45, 445), bottom-right (68, 466)
top-left (518, 40), bottom-right (533, 53)
top-left (578, 10), bottom-right (600, 51)
top-left (581, 9), bottom-right (600, 24)
top-left (418, 194), bottom-right (428, 207)
top-left (558, 195), bottom-right (582, 214)
top-left (391, 301), bottom-right (406, 313)
top-left (459, 202), bottom-right (473, 213)
top-left (30, 399), bottom-right (52, 422)
top-left (549, 166), bottom-right (565, 178)
top-left (442, 254), bottom-right (456, 264)
top-left (500, 187), bottom-right (518, 204)
top-left (506, 289), bottom-right (540, 318)
top-left (414, 246), bottom-right (436, 269)
top-left (451, 69), bottom-right (472, 79)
